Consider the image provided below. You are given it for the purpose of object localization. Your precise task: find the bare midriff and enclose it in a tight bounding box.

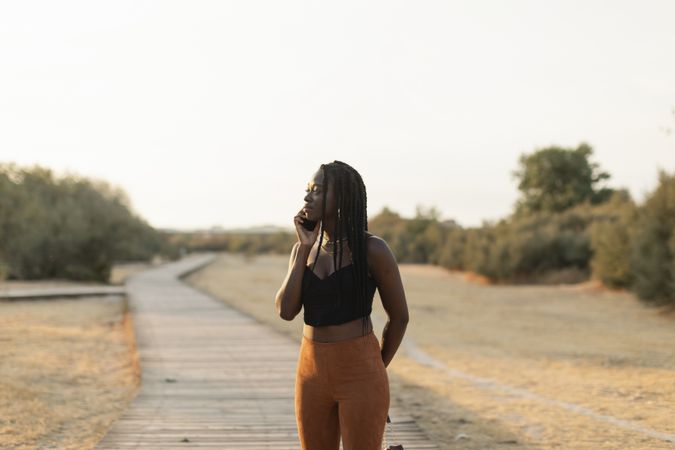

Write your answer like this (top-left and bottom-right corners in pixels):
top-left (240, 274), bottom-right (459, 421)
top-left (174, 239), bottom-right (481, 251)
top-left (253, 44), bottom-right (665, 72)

top-left (302, 315), bottom-right (374, 342)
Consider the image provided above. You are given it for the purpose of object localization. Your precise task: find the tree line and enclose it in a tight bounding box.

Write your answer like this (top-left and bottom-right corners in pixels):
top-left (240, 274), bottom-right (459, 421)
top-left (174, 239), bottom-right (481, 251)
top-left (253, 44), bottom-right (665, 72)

top-left (3, 145), bottom-right (674, 307)
top-left (0, 163), bottom-right (178, 282)
top-left (167, 143), bottom-right (675, 306)
top-left (367, 144), bottom-right (675, 307)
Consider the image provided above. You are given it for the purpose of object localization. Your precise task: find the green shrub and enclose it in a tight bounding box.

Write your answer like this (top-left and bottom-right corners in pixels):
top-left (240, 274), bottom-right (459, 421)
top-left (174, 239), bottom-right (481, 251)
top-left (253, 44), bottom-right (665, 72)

top-left (437, 225), bottom-right (466, 270)
top-left (629, 170), bottom-right (675, 305)
top-left (0, 162), bottom-right (173, 282)
top-left (588, 191), bottom-right (637, 287)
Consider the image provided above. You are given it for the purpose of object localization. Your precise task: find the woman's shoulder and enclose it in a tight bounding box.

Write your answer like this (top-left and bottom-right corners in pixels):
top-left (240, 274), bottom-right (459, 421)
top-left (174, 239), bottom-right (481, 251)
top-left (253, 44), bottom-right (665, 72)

top-left (364, 233), bottom-right (396, 279)
top-left (364, 232), bottom-right (389, 254)
top-left (365, 231), bottom-right (386, 241)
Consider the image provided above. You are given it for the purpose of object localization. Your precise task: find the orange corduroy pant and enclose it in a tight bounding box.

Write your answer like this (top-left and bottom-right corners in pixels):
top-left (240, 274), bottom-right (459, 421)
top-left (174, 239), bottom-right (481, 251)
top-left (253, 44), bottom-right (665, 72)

top-left (295, 329), bottom-right (390, 450)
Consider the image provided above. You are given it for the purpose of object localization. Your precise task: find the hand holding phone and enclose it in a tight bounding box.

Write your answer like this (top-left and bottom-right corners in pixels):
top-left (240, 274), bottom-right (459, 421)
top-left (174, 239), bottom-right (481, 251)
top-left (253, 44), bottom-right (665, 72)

top-left (301, 217), bottom-right (318, 231)
top-left (294, 208), bottom-right (319, 246)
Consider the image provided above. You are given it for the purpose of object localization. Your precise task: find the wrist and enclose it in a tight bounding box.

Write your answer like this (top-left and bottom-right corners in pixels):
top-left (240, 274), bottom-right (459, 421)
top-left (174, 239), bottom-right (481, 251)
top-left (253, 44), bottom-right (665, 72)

top-left (297, 243), bottom-right (313, 256)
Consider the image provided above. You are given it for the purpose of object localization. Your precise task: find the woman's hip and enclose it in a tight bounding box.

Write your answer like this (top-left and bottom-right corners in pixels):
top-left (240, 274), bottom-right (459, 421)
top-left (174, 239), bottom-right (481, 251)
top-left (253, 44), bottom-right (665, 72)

top-left (296, 330), bottom-right (387, 384)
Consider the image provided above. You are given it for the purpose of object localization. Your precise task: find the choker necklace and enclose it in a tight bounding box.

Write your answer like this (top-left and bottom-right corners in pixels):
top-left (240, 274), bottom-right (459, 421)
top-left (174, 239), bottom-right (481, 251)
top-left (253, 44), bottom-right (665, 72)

top-left (321, 233), bottom-right (348, 245)
top-left (321, 235), bottom-right (349, 253)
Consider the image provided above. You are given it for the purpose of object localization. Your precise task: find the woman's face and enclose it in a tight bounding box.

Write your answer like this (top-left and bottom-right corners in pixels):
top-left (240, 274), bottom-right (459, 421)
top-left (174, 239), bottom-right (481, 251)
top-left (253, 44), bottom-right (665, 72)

top-left (303, 168), bottom-right (335, 221)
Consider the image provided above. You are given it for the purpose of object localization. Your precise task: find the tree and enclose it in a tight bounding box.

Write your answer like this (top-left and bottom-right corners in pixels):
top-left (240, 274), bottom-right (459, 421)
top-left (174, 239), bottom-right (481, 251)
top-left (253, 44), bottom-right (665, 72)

top-left (512, 142), bottom-right (613, 215)
top-left (0, 162), bottom-right (170, 281)
top-left (588, 190), bottom-right (638, 288)
top-left (629, 170), bottom-right (675, 305)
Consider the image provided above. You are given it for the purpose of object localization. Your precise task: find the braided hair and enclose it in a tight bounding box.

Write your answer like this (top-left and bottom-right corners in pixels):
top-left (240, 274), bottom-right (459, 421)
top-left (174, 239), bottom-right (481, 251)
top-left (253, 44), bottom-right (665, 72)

top-left (307, 160), bottom-right (371, 337)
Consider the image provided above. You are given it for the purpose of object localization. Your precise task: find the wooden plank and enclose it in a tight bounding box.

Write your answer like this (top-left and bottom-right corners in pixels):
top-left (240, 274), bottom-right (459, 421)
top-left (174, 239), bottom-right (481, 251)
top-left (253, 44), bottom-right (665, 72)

top-left (96, 253), bottom-right (438, 449)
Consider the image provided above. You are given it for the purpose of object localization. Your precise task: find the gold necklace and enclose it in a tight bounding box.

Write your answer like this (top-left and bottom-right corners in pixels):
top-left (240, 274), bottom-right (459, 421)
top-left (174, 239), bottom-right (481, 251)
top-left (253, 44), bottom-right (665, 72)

top-left (321, 232), bottom-right (348, 245)
top-left (321, 237), bottom-right (349, 254)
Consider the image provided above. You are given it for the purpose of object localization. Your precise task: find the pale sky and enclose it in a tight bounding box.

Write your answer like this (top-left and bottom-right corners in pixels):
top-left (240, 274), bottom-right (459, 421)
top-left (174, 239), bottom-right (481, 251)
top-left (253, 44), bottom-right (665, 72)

top-left (1, 1), bottom-right (674, 230)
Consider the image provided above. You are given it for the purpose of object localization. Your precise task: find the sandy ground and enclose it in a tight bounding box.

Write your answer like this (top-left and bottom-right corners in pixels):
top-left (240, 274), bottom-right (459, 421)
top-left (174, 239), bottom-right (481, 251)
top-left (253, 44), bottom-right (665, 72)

top-left (0, 263), bottom-right (147, 450)
top-left (185, 252), bottom-right (675, 450)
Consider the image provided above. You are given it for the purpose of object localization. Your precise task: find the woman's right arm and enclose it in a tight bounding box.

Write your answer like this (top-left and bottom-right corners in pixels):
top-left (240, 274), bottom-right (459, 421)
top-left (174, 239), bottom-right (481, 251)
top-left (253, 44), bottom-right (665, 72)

top-left (275, 241), bottom-right (312, 320)
top-left (276, 208), bottom-right (318, 320)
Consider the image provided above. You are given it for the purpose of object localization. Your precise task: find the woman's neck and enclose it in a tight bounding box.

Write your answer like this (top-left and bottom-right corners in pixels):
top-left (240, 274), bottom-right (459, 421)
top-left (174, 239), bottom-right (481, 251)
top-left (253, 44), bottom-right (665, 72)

top-left (322, 230), bottom-right (348, 243)
top-left (320, 222), bottom-right (345, 242)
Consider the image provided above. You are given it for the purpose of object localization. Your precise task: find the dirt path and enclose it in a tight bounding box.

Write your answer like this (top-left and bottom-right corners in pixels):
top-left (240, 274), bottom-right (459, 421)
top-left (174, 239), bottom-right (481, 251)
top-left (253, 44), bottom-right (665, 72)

top-left (185, 252), bottom-right (675, 450)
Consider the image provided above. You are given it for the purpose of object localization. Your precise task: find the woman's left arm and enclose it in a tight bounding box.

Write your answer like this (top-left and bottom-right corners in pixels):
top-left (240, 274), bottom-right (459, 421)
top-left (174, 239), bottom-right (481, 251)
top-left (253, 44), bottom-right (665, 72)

top-left (367, 236), bottom-right (410, 368)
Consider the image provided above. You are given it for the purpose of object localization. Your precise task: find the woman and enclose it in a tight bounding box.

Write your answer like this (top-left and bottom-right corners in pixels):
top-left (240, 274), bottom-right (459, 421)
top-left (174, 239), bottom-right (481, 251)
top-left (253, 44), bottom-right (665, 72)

top-left (274, 160), bottom-right (409, 450)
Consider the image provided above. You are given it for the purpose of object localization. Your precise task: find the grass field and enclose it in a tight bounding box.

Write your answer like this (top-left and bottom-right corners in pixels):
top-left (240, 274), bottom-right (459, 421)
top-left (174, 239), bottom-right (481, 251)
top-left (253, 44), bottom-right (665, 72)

top-left (0, 264), bottom-right (147, 450)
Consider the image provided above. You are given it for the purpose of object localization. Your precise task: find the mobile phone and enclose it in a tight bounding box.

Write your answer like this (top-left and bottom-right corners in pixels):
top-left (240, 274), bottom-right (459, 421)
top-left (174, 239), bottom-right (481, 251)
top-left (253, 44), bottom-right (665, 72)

top-left (301, 217), bottom-right (318, 232)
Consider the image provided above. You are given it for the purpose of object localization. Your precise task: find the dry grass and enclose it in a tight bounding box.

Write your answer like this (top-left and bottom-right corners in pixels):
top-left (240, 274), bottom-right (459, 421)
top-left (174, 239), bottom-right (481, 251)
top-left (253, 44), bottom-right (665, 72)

top-left (185, 252), bottom-right (675, 450)
top-left (0, 271), bottom-right (142, 449)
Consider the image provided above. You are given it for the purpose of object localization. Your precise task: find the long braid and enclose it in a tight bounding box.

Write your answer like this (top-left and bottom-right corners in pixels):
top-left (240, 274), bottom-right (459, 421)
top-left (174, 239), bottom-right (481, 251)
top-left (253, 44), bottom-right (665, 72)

top-left (308, 161), bottom-right (370, 337)
top-left (350, 170), bottom-right (369, 337)
top-left (334, 168), bottom-right (344, 308)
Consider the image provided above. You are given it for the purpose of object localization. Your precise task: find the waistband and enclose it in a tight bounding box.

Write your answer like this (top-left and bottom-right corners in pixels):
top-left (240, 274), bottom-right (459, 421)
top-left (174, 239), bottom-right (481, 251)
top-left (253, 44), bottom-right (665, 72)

top-left (302, 329), bottom-right (375, 346)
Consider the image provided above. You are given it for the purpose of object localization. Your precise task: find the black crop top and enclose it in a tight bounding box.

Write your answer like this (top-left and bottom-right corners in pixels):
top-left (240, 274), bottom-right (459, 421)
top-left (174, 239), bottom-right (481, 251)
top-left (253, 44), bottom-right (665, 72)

top-left (301, 263), bottom-right (377, 326)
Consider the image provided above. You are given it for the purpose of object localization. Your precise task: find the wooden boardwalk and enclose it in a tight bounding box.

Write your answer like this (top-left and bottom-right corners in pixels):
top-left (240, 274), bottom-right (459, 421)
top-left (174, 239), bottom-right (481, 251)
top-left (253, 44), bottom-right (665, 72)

top-left (96, 253), bottom-right (438, 449)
